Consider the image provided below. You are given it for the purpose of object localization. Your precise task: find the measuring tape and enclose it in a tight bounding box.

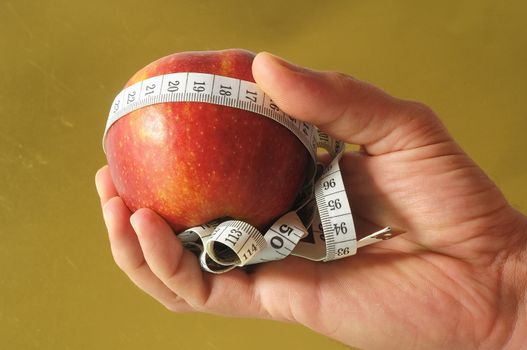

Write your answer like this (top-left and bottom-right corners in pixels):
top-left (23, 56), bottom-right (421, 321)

top-left (103, 72), bottom-right (396, 273)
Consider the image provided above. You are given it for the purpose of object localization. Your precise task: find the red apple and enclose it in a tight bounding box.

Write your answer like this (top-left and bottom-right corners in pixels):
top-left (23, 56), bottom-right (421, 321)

top-left (104, 49), bottom-right (310, 232)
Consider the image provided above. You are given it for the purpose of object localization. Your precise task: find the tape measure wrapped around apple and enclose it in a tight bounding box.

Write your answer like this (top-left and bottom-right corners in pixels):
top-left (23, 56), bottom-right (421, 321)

top-left (102, 49), bottom-right (397, 274)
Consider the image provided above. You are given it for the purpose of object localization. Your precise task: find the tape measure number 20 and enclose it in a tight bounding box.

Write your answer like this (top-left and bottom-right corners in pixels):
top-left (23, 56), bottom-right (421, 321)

top-left (103, 72), bottom-right (397, 273)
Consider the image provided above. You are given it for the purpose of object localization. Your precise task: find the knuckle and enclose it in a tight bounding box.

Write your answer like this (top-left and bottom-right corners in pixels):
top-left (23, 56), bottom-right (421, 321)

top-left (114, 253), bottom-right (146, 275)
top-left (186, 286), bottom-right (211, 312)
top-left (164, 303), bottom-right (179, 312)
top-left (327, 71), bottom-right (355, 90)
top-left (114, 259), bottom-right (132, 273)
top-left (399, 100), bottom-right (450, 144)
top-left (113, 257), bottom-right (127, 271)
top-left (102, 195), bottom-right (119, 213)
top-left (404, 100), bottom-right (437, 120)
top-left (179, 286), bottom-right (207, 311)
top-left (110, 250), bottom-right (128, 271)
top-left (163, 297), bottom-right (187, 313)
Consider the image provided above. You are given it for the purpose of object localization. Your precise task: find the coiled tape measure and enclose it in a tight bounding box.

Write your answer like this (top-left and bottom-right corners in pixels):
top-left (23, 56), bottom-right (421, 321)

top-left (103, 72), bottom-right (397, 273)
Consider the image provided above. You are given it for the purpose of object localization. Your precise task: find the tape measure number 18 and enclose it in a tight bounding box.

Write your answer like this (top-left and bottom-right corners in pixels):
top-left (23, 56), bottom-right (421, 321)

top-left (103, 71), bottom-right (398, 273)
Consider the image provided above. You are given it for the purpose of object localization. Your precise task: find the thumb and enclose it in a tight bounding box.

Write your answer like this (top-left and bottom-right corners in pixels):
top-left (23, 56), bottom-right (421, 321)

top-left (252, 52), bottom-right (450, 155)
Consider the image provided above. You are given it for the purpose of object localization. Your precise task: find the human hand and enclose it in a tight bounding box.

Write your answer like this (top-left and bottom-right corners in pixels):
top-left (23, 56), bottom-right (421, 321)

top-left (95, 52), bottom-right (527, 349)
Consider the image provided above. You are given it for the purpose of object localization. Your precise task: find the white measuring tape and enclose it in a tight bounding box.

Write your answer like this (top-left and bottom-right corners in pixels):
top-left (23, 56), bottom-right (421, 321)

top-left (103, 72), bottom-right (396, 273)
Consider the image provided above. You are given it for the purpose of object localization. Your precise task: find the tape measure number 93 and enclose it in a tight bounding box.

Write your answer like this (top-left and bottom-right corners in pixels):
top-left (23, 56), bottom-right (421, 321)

top-left (103, 72), bottom-right (396, 274)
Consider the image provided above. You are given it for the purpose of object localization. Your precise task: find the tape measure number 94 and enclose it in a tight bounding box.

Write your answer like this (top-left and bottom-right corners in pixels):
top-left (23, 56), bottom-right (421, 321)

top-left (103, 72), bottom-right (397, 274)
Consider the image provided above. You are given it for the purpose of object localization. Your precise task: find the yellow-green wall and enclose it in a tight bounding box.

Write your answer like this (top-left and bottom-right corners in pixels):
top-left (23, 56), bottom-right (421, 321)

top-left (1, 1), bottom-right (526, 349)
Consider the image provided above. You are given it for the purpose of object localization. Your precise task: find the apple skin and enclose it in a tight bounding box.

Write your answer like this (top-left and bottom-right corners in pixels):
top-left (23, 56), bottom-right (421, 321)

top-left (105, 49), bottom-right (309, 232)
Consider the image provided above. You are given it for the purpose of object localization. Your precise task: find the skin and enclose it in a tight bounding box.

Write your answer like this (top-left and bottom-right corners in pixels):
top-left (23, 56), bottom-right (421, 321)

top-left (96, 52), bottom-right (527, 349)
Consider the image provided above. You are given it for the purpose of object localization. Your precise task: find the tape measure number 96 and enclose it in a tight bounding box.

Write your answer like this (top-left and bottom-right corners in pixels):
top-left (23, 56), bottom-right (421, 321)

top-left (103, 72), bottom-right (396, 273)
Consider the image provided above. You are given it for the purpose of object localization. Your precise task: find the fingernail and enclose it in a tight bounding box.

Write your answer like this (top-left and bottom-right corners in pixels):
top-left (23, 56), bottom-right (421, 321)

top-left (129, 210), bottom-right (145, 236)
top-left (101, 201), bottom-right (113, 232)
top-left (129, 212), bottom-right (139, 230)
top-left (261, 52), bottom-right (310, 74)
top-left (94, 165), bottom-right (108, 197)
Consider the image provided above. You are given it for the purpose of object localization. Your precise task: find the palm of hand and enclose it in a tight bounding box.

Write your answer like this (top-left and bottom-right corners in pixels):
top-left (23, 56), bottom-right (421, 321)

top-left (95, 143), bottom-right (517, 349)
top-left (232, 141), bottom-right (517, 349)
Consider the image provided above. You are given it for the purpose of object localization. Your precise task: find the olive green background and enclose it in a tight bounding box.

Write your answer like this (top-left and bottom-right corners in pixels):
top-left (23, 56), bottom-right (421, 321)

top-left (1, 1), bottom-right (526, 349)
